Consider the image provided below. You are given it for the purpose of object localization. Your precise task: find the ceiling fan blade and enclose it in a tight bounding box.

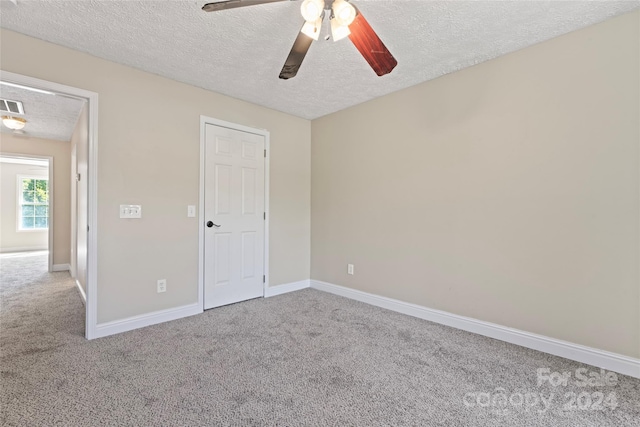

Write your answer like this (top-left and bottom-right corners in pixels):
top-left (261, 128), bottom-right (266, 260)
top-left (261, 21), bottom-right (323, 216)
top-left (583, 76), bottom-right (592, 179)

top-left (279, 25), bottom-right (314, 80)
top-left (202, 0), bottom-right (290, 12)
top-left (348, 9), bottom-right (397, 76)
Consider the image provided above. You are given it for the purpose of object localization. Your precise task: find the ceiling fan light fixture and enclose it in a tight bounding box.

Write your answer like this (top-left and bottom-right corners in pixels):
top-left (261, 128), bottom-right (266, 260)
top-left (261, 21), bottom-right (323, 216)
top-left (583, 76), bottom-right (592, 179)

top-left (300, 0), bottom-right (324, 22)
top-left (332, 0), bottom-right (356, 27)
top-left (1, 116), bottom-right (26, 130)
top-left (301, 17), bottom-right (323, 41)
top-left (330, 17), bottom-right (350, 41)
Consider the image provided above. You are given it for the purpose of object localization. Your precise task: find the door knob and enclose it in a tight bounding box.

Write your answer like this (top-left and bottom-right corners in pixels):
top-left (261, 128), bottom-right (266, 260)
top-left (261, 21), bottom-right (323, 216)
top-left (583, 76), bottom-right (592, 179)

top-left (206, 221), bottom-right (221, 228)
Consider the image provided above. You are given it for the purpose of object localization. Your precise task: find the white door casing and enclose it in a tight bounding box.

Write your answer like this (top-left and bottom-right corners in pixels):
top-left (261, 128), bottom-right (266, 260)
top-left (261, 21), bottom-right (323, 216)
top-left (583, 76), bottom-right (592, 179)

top-left (203, 123), bottom-right (266, 309)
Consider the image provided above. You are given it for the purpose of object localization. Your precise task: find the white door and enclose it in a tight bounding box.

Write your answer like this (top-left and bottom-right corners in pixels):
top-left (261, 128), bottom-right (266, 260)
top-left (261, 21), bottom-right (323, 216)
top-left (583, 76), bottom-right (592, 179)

top-left (204, 123), bottom-right (265, 309)
top-left (70, 144), bottom-right (77, 278)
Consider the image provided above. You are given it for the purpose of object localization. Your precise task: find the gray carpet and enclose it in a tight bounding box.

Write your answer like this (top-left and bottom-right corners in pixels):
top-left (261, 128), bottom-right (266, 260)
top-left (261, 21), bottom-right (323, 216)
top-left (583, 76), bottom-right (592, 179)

top-left (1, 252), bottom-right (639, 426)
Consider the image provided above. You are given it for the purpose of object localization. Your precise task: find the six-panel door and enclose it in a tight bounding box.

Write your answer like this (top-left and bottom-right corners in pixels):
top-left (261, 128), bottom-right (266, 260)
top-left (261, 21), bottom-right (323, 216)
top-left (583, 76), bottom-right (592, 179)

top-left (204, 124), bottom-right (265, 309)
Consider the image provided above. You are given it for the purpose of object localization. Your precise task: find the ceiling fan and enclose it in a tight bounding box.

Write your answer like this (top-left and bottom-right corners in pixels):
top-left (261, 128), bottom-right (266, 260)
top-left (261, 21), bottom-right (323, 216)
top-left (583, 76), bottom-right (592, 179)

top-left (202, 0), bottom-right (397, 80)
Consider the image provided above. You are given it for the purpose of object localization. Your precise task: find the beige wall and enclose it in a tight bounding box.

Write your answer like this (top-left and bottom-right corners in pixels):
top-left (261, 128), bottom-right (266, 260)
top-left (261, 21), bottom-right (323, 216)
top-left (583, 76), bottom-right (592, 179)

top-left (0, 29), bottom-right (311, 324)
top-left (0, 161), bottom-right (48, 252)
top-left (0, 135), bottom-right (71, 265)
top-left (312, 11), bottom-right (639, 358)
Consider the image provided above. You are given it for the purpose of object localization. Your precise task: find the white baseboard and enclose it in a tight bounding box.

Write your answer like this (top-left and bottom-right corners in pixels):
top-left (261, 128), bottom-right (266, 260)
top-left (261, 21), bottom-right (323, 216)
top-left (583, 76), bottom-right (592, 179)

top-left (310, 280), bottom-right (640, 379)
top-left (91, 280), bottom-right (311, 340)
top-left (0, 246), bottom-right (47, 253)
top-left (93, 303), bottom-right (203, 339)
top-left (53, 263), bottom-right (70, 272)
top-left (264, 279), bottom-right (310, 297)
top-left (75, 279), bottom-right (86, 305)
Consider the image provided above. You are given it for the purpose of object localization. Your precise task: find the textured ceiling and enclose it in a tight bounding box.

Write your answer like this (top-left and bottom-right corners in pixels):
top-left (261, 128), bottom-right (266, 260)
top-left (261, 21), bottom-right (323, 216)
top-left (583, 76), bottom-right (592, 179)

top-left (0, 1), bottom-right (637, 120)
top-left (0, 84), bottom-right (85, 141)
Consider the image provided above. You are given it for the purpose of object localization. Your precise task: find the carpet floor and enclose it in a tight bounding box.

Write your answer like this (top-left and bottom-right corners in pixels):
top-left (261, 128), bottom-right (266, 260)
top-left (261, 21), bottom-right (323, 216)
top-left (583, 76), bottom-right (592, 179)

top-left (1, 252), bottom-right (639, 426)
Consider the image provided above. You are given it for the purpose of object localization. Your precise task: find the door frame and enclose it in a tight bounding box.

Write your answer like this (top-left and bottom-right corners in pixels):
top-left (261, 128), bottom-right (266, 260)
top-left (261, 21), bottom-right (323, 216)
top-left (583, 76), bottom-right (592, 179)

top-left (198, 115), bottom-right (270, 310)
top-left (0, 70), bottom-right (99, 340)
top-left (0, 153), bottom-right (53, 271)
top-left (70, 144), bottom-right (77, 278)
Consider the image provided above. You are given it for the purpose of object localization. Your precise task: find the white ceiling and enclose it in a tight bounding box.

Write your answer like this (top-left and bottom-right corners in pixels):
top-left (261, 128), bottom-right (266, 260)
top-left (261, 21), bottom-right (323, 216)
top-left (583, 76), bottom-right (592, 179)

top-left (0, 1), bottom-right (637, 120)
top-left (0, 83), bottom-right (85, 141)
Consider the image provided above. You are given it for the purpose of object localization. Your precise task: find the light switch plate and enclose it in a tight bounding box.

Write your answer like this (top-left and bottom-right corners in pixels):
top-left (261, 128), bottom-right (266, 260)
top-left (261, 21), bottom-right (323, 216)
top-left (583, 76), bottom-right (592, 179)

top-left (187, 205), bottom-right (196, 218)
top-left (120, 204), bottom-right (142, 219)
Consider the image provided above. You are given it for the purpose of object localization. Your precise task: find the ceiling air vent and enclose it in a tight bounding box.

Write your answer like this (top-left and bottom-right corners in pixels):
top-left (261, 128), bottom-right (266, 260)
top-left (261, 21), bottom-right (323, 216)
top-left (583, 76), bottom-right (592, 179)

top-left (0, 98), bottom-right (25, 115)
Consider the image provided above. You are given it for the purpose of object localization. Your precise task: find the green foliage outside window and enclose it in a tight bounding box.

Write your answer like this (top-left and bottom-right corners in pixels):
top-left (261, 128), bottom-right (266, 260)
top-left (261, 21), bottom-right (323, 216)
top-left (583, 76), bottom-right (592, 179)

top-left (20, 177), bottom-right (49, 230)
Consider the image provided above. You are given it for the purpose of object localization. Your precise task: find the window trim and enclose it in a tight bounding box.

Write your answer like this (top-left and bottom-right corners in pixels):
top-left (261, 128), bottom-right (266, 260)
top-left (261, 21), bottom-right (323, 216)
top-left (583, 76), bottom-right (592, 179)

top-left (16, 174), bottom-right (49, 232)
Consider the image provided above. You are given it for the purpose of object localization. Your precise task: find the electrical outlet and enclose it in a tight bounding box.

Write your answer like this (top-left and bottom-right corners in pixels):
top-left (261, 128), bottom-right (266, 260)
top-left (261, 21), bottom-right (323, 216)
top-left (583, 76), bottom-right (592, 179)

top-left (347, 264), bottom-right (354, 275)
top-left (157, 279), bottom-right (167, 293)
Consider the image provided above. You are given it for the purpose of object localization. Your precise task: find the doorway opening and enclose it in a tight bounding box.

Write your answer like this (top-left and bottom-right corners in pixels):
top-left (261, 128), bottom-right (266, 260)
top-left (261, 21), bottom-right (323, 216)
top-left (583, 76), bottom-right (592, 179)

top-left (0, 71), bottom-right (98, 339)
top-left (0, 155), bottom-right (53, 270)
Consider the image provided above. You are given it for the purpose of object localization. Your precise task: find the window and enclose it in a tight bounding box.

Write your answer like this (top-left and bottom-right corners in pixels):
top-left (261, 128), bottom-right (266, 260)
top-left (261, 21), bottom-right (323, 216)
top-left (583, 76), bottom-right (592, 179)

top-left (18, 176), bottom-right (49, 230)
